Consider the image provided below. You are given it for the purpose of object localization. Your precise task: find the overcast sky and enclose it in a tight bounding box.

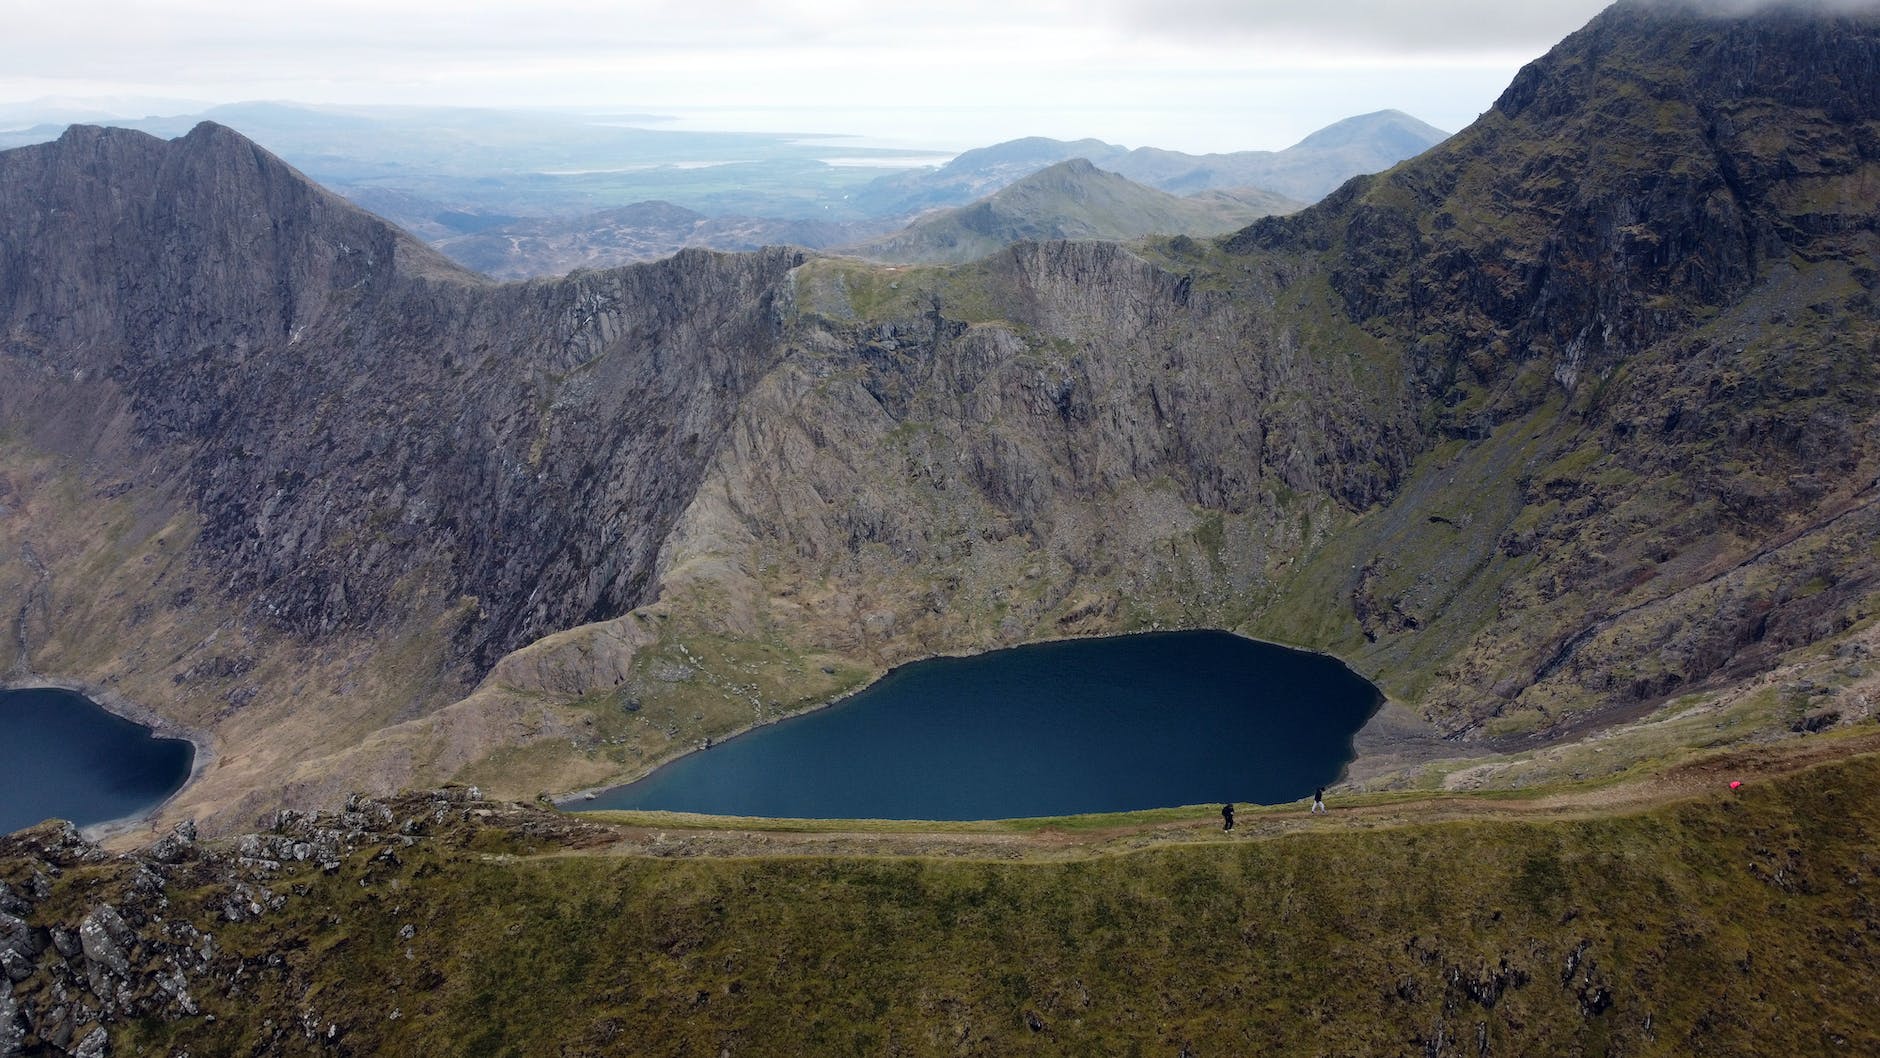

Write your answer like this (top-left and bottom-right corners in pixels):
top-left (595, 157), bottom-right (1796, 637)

top-left (2, 1), bottom-right (1632, 151)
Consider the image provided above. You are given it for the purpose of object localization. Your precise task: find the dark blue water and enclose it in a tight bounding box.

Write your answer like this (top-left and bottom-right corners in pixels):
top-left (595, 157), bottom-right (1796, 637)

top-left (0, 687), bottom-right (195, 834)
top-left (585, 631), bottom-right (1381, 820)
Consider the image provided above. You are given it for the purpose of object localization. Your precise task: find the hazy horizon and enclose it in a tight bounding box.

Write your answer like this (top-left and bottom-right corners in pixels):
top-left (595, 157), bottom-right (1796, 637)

top-left (0, 1), bottom-right (1632, 155)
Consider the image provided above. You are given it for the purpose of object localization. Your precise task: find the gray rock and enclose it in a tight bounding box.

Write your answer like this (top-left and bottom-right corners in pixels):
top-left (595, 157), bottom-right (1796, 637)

top-left (0, 915), bottom-right (33, 958)
top-left (73, 1025), bottom-right (108, 1058)
top-left (0, 980), bottom-right (23, 1058)
top-left (155, 964), bottom-right (197, 1016)
top-left (77, 906), bottom-right (132, 977)
top-left (149, 820), bottom-right (199, 864)
top-left (0, 949), bottom-right (30, 984)
top-left (36, 999), bottom-right (76, 1050)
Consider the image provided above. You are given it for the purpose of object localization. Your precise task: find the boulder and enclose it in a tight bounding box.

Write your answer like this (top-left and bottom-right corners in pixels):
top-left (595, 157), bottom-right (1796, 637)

top-left (148, 820), bottom-right (199, 864)
top-left (77, 906), bottom-right (132, 977)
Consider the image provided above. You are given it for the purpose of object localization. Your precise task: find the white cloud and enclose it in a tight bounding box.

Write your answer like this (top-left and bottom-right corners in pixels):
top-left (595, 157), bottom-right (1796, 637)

top-left (19, 1), bottom-right (1859, 152)
top-left (1096, 0), bottom-right (1614, 56)
top-left (0, 1), bottom-right (1593, 85)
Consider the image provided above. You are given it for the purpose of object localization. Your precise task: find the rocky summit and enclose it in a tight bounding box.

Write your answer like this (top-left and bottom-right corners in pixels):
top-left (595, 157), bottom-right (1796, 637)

top-left (0, 0), bottom-right (1877, 838)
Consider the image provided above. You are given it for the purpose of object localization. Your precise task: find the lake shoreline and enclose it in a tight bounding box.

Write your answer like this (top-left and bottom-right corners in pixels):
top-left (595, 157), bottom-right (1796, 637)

top-left (564, 627), bottom-right (1391, 819)
top-left (559, 624), bottom-right (1402, 808)
top-left (1, 673), bottom-right (215, 841)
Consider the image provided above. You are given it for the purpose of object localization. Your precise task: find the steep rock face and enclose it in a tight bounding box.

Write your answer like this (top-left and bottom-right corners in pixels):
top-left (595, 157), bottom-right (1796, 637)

top-left (1241, 0), bottom-right (1878, 425)
top-left (0, 125), bottom-right (812, 826)
top-left (0, 122), bottom-right (459, 368)
top-left (635, 241), bottom-right (1416, 677)
top-left (1238, 0), bottom-right (1880, 731)
top-left (1, 124), bottom-right (804, 670)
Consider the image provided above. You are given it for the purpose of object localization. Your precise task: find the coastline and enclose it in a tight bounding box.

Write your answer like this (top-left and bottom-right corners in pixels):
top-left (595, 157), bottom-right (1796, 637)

top-left (2, 672), bottom-right (216, 841)
top-left (556, 623), bottom-right (1416, 809)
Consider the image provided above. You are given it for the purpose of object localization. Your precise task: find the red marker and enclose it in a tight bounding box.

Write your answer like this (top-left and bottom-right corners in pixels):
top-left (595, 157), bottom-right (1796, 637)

top-left (1729, 780), bottom-right (1742, 791)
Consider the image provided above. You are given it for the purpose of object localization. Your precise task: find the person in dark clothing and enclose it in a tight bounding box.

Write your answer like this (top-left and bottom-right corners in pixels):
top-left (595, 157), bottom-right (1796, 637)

top-left (1221, 803), bottom-right (1235, 831)
top-left (1312, 787), bottom-right (1326, 814)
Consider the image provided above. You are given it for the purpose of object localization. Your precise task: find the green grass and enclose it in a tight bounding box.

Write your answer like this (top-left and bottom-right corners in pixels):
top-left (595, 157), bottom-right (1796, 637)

top-left (91, 748), bottom-right (1880, 1057)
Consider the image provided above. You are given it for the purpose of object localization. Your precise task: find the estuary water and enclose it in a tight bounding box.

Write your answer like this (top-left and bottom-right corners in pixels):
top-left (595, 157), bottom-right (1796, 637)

top-left (584, 630), bottom-right (1381, 820)
top-left (0, 687), bottom-right (195, 834)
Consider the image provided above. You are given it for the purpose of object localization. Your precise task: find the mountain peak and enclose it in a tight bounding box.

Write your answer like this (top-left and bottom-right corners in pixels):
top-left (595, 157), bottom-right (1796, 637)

top-left (1496, 0), bottom-right (1880, 121)
top-left (1287, 110), bottom-right (1449, 153)
top-left (1012, 157), bottom-right (1106, 185)
top-left (1235, 0), bottom-right (1880, 423)
top-left (54, 121), bottom-right (161, 147)
top-left (0, 116), bottom-right (480, 360)
top-left (849, 156), bottom-right (1298, 264)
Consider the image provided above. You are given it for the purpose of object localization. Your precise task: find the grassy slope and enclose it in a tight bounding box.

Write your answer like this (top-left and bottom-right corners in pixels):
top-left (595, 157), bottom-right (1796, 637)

top-left (67, 743), bottom-right (1880, 1057)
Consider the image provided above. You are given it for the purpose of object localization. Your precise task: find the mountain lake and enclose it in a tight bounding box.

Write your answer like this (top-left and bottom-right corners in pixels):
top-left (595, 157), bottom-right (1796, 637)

top-left (582, 630), bottom-right (1382, 820)
top-left (0, 687), bottom-right (195, 834)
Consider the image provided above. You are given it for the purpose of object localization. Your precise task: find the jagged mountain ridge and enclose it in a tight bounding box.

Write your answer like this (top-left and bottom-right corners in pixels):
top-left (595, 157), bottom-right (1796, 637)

top-left (845, 158), bottom-right (1303, 265)
top-left (0, 0), bottom-right (1875, 829)
top-left (0, 121), bottom-right (804, 672)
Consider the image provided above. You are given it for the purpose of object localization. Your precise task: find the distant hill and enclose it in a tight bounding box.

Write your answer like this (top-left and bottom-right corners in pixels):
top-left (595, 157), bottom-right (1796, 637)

top-left (853, 110), bottom-right (1448, 215)
top-left (848, 159), bottom-right (1303, 265)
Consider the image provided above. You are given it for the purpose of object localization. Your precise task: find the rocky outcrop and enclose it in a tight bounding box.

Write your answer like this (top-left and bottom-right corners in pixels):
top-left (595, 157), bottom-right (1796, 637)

top-left (0, 790), bottom-right (616, 1055)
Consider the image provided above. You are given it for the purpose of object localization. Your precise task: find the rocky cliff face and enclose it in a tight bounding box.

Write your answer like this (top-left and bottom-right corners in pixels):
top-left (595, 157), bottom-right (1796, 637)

top-left (1, 1), bottom-right (1876, 827)
top-left (1232, 0), bottom-right (1880, 733)
top-left (2, 123), bottom-right (804, 671)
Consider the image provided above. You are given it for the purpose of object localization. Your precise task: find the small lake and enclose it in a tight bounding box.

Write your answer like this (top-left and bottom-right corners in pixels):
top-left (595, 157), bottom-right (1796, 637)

top-left (584, 630), bottom-right (1382, 820)
top-left (0, 687), bottom-right (195, 834)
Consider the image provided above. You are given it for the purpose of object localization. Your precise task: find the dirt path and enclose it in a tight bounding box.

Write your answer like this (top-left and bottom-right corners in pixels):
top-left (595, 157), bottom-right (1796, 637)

top-left (554, 727), bottom-right (1880, 863)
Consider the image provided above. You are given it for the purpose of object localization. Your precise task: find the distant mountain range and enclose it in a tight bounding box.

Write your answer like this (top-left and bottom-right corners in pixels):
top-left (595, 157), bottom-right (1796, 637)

top-left (851, 110), bottom-right (1450, 214)
top-left (0, 100), bottom-right (1446, 277)
top-left (427, 114), bottom-right (1436, 276)
top-left (442, 161), bottom-right (1305, 277)
top-left (848, 159), bottom-right (1304, 265)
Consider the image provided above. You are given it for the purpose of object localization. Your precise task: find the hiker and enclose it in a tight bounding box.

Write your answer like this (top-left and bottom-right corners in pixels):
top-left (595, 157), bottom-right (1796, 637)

top-left (1311, 787), bottom-right (1326, 814)
top-left (1221, 803), bottom-right (1235, 831)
